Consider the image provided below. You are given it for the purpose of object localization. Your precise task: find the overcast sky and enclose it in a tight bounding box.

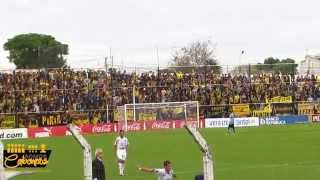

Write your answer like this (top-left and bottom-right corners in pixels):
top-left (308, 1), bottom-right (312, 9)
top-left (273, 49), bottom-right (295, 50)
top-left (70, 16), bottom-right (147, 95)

top-left (0, 0), bottom-right (319, 69)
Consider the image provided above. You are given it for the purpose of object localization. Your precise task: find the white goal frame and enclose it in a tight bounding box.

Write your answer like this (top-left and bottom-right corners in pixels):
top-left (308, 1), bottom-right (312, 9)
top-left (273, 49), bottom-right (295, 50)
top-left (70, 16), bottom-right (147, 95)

top-left (0, 140), bottom-right (36, 180)
top-left (117, 101), bottom-right (200, 131)
top-left (67, 124), bottom-right (92, 180)
top-left (185, 124), bottom-right (214, 180)
top-left (0, 140), bottom-right (4, 180)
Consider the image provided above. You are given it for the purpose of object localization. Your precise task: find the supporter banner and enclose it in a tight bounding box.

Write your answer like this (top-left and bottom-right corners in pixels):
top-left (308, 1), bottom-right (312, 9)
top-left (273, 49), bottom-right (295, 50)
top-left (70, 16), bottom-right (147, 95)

top-left (18, 113), bottom-right (39, 128)
top-left (206, 105), bottom-right (227, 118)
top-left (40, 113), bottom-right (66, 126)
top-left (0, 128), bottom-right (28, 140)
top-left (114, 110), bottom-right (157, 122)
top-left (127, 110), bottom-right (134, 121)
top-left (259, 117), bottom-right (286, 125)
top-left (278, 115), bottom-right (308, 124)
top-left (1, 112), bottom-right (109, 128)
top-left (272, 103), bottom-right (293, 115)
top-left (312, 115), bottom-right (320, 123)
top-left (205, 117), bottom-right (259, 128)
top-left (138, 112), bottom-right (157, 121)
top-left (251, 104), bottom-right (272, 117)
top-left (232, 104), bottom-right (250, 117)
top-left (266, 96), bottom-right (292, 103)
top-left (69, 111), bottom-right (104, 126)
top-left (0, 115), bottom-right (16, 128)
top-left (71, 113), bottom-right (90, 126)
top-left (298, 103), bottom-right (314, 115)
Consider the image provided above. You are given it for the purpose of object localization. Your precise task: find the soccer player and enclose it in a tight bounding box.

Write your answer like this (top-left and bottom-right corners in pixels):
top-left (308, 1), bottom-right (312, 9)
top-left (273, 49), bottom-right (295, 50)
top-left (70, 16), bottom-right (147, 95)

top-left (138, 160), bottom-right (177, 180)
top-left (114, 130), bottom-right (129, 176)
top-left (228, 112), bottom-right (236, 134)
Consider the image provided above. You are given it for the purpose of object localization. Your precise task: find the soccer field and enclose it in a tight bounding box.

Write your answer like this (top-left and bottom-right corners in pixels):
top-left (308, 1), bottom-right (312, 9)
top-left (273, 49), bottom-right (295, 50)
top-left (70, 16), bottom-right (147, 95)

top-left (4, 124), bottom-right (320, 180)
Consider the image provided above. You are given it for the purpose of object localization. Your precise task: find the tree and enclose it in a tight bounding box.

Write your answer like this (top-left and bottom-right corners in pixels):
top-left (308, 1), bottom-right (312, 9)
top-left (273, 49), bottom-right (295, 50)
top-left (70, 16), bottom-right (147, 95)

top-left (274, 58), bottom-right (297, 74)
top-left (263, 57), bottom-right (280, 72)
top-left (3, 33), bottom-right (68, 69)
top-left (263, 57), bottom-right (280, 64)
top-left (170, 40), bottom-right (221, 73)
top-left (232, 57), bottom-right (298, 75)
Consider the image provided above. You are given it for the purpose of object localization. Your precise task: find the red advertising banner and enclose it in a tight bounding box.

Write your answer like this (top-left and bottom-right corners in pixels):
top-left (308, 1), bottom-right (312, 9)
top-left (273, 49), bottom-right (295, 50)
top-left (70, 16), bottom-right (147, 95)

top-left (91, 123), bottom-right (114, 133)
top-left (28, 119), bottom-right (203, 138)
top-left (145, 120), bottom-right (173, 130)
top-left (312, 115), bottom-right (320, 123)
top-left (79, 124), bottom-right (93, 134)
top-left (117, 121), bottom-right (145, 132)
top-left (127, 122), bottom-right (145, 132)
top-left (28, 126), bottom-right (68, 138)
top-left (174, 120), bottom-right (198, 129)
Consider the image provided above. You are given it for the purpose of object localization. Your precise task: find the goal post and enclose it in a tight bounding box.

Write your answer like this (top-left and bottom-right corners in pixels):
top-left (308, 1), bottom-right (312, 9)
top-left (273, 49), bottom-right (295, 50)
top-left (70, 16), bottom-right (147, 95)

top-left (0, 140), bottom-right (4, 180)
top-left (0, 140), bottom-right (36, 180)
top-left (115, 101), bottom-right (200, 131)
top-left (185, 124), bottom-right (214, 180)
top-left (67, 124), bottom-right (92, 180)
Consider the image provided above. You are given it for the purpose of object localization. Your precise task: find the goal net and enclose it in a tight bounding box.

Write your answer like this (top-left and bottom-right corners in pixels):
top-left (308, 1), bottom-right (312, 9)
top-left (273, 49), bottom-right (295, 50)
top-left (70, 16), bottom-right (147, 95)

top-left (115, 101), bottom-right (199, 131)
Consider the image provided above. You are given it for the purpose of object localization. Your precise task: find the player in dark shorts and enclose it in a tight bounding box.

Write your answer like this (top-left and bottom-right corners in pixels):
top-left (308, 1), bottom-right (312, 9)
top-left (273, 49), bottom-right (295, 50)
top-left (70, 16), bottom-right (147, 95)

top-left (228, 112), bottom-right (235, 134)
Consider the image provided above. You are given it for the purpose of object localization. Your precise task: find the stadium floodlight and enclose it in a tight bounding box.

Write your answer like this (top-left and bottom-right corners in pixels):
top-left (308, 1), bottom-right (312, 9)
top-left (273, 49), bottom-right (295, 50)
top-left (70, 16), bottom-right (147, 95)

top-left (184, 124), bottom-right (214, 180)
top-left (67, 124), bottom-right (92, 180)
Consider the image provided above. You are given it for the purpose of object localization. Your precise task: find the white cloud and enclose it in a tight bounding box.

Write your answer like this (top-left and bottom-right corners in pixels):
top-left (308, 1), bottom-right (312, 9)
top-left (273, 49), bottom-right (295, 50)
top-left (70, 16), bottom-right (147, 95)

top-left (0, 0), bottom-right (319, 69)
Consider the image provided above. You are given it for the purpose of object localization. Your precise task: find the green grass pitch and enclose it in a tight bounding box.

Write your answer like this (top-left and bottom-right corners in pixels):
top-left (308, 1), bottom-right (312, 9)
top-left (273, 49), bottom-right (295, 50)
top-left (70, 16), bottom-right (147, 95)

top-left (3, 124), bottom-right (320, 180)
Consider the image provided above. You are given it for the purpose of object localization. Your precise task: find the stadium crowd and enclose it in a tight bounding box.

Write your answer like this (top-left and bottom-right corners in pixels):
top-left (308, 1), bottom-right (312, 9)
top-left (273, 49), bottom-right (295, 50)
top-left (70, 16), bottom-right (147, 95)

top-left (0, 69), bottom-right (319, 116)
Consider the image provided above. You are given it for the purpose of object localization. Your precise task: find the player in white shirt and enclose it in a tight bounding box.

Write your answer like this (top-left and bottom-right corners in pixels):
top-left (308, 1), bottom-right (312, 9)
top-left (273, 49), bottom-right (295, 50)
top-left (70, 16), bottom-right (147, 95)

top-left (138, 160), bottom-right (177, 180)
top-left (114, 130), bottom-right (129, 176)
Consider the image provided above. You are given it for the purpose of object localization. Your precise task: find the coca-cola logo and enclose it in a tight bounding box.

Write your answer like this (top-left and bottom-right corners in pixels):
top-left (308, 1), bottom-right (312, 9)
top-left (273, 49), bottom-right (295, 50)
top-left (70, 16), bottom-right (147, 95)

top-left (92, 124), bottom-right (113, 133)
top-left (127, 123), bottom-right (142, 131)
top-left (151, 121), bottom-right (171, 129)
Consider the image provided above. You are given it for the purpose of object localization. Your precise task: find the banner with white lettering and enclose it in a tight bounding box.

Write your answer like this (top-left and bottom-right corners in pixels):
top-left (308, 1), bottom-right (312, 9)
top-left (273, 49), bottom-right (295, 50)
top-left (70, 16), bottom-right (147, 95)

top-left (0, 128), bottom-right (28, 140)
top-left (205, 117), bottom-right (259, 128)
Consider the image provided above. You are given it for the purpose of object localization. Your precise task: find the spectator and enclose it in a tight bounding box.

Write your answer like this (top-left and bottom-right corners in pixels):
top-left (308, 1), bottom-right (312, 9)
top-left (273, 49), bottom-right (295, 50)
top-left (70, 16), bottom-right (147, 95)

top-left (0, 68), bottom-right (319, 127)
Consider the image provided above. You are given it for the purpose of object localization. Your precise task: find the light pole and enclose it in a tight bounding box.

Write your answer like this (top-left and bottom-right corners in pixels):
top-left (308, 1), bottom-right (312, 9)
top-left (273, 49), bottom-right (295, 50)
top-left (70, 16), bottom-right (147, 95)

top-left (238, 50), bottom-right (244, 74)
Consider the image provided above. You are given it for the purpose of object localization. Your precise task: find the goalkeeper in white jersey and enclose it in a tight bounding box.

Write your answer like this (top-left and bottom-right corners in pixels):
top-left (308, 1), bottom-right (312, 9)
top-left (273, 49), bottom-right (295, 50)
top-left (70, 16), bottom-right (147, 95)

top-left (114, 130), bottom-right (129, 176)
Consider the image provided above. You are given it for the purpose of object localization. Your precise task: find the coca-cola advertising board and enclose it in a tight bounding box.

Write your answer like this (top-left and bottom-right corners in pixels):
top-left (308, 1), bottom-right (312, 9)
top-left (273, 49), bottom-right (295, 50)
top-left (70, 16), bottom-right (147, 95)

top-left (27, 120), bottom-right (202, 138)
